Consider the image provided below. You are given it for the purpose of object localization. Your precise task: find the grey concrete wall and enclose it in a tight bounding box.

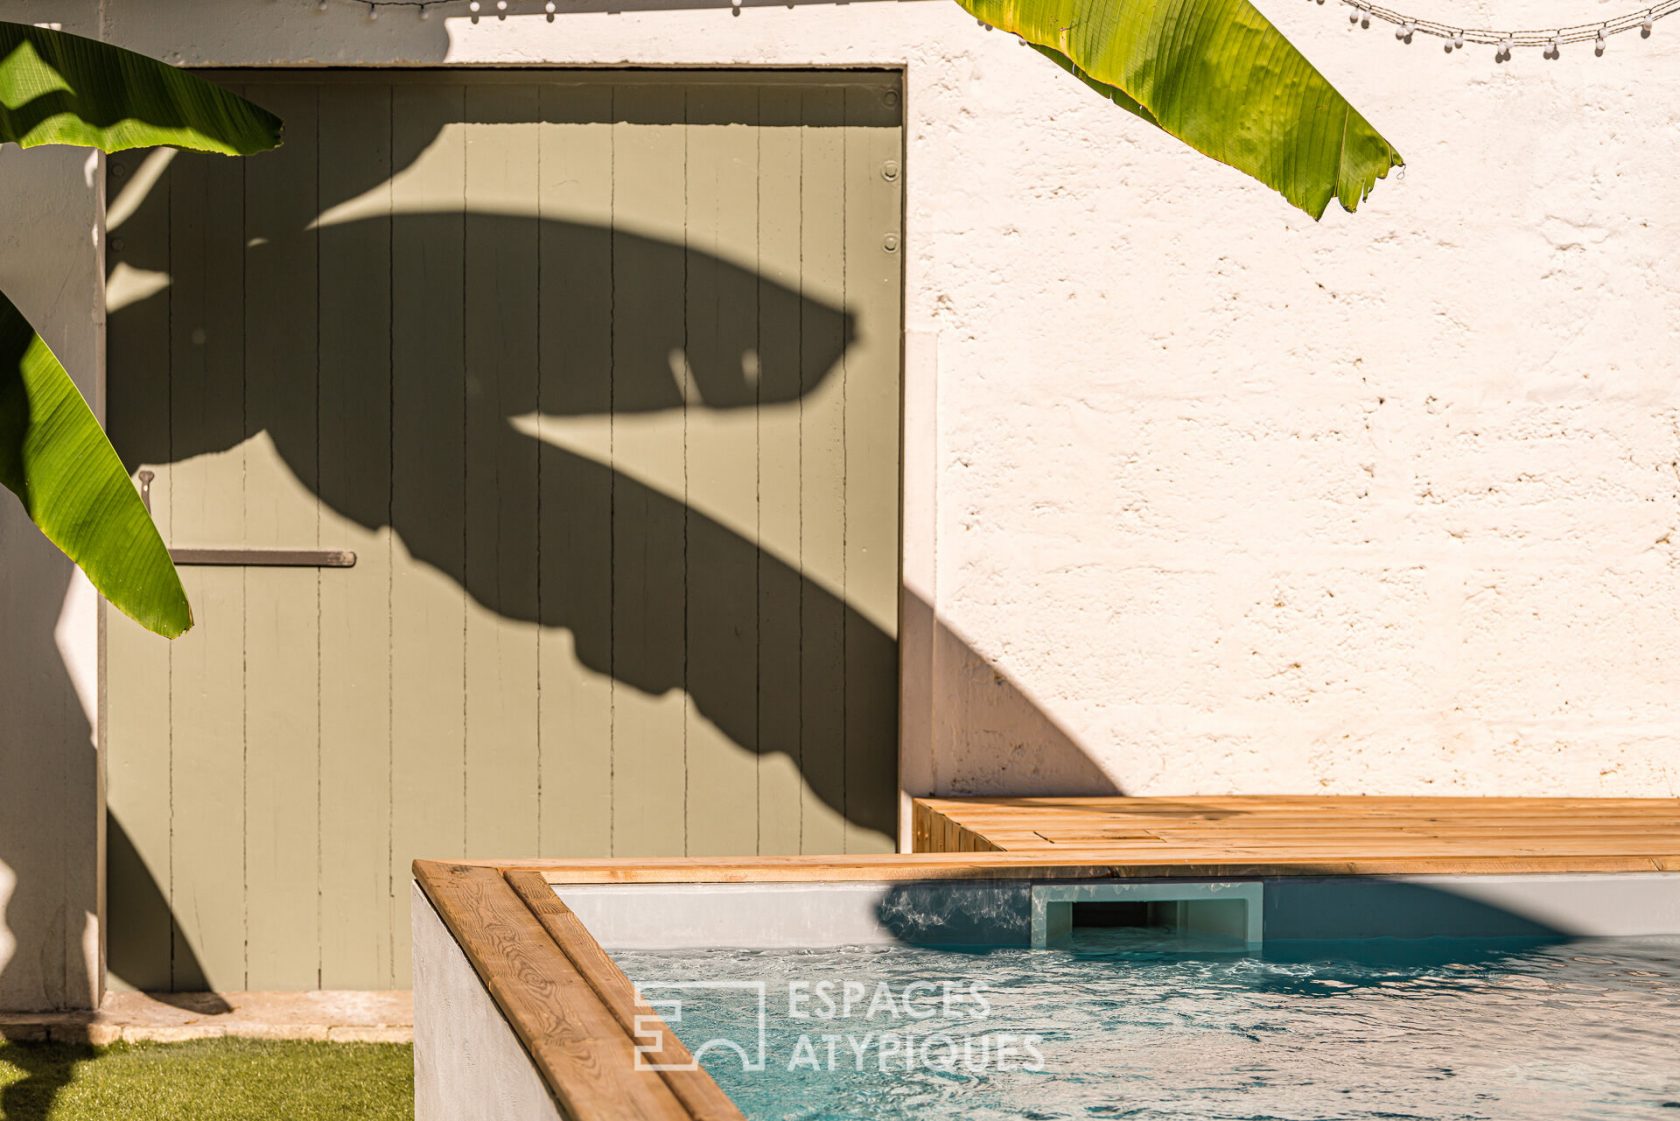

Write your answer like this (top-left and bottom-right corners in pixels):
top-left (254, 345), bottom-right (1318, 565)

top-left (411, 882), bottom-right (566, 1121)
top-left (554, 874), bottom-right (1680, 950)
top-left (1263, 873), bottom-right (1680, 941)
top-left (556, 881), bottom-right (1035, 949)
top-left (0, 125), bottom-right (106, 1007)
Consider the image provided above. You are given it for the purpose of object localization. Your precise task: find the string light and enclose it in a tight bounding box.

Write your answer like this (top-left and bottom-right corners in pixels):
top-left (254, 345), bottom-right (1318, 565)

top-left (1337, 0), bottom-right (1676, 55)
top-left (322, 0), bottom-right (1678, 42)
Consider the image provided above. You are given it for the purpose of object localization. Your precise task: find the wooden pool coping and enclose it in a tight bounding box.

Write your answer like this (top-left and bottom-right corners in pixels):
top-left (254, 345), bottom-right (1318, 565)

top-left (415, 796), bottom-right (1680, 1119)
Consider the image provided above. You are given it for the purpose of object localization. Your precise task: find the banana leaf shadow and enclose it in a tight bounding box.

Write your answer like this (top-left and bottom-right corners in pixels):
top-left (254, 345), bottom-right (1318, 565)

top-left (0, 1039), bottom-right (95, 1121)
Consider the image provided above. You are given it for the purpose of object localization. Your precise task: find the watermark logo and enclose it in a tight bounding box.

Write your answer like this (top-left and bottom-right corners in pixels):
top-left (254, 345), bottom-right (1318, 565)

top-left (632, 980), bottom-right (769, 1072)
top-left (632, 978), bottom-right (1045, 1075)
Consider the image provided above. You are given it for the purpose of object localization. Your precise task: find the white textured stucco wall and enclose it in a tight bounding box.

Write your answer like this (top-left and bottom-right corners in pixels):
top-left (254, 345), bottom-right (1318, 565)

top-left (0, 3), bottom-right (1675, 1003)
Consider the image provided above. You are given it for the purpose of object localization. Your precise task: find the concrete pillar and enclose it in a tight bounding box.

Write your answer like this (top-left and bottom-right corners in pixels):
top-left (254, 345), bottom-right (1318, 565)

top-left (0, 135), bottom-right (105, 1011)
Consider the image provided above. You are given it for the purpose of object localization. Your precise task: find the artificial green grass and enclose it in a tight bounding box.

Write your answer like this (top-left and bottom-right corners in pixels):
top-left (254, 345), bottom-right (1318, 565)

top-left (0, 1039), bottom-right (412, 1121)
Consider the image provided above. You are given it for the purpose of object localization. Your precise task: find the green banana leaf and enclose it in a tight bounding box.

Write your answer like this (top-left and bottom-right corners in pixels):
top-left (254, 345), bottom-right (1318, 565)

top-left (2, 21), bottom-right (282, 637)
top-left (1, 289), bottom-right (191, 637)
top-left (1, 20), bottom-right (281, 153)
top-left (964, 0), bottom-right (1403, 218)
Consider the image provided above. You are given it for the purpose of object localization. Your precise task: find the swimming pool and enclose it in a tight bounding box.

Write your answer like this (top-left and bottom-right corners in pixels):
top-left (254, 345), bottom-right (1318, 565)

top-left (411, 855), bottom-right (1680, 1121)
top-left (612, 933), bottom-right (1680, 1120)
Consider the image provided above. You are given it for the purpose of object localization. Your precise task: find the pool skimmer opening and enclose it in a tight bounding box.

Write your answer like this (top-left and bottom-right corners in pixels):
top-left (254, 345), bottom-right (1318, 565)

top-left (1031, 882), bottom-right (1263, 950)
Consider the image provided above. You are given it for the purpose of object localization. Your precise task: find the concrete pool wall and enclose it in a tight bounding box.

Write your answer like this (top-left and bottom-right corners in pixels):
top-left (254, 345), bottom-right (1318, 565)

top-left (552, 873), bottom-right (1680, 948)
top-left (413, 883), bottom-right (565, 1121)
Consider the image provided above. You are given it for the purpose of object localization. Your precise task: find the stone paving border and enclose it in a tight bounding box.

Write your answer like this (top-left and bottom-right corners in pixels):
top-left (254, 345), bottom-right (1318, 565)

top-left (0, 991), bottom-right (412, 1046)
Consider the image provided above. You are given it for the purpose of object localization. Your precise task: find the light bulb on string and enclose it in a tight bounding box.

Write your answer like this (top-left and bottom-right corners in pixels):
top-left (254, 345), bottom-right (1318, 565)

top-left (366, 2), bottom-right (377, 18)
top-left (1304, 0), bottom-right (1675, 63)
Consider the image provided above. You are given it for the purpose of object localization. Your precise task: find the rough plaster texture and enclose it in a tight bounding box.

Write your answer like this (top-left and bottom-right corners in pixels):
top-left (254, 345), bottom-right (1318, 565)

top-left (1, 0), bottom-right (1678, 1004)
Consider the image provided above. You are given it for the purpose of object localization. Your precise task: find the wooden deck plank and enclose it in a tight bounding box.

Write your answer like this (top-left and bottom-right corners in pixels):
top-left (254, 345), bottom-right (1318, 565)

top-left (911, 796), bottom-right (1680, 875)
top-left (518, 851), bottom-right (1679, 882)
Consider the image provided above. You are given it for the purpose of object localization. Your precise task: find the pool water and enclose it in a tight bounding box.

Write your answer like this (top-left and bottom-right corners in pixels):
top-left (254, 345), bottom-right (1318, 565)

top-left (611, 932), bottom-right (1680, 1120)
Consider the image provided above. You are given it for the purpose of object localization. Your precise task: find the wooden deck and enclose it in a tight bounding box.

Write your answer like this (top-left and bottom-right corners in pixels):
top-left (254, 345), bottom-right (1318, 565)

top-left (913, 796), bottom-right (1680, 875)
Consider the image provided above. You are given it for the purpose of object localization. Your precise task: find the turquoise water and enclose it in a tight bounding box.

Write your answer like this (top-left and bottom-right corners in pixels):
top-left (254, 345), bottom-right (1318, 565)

top-left (611, 933), bottom-right (1680, 1120)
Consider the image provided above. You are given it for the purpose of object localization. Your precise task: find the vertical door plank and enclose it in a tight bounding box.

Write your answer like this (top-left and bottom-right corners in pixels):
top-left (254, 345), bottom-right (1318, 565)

top-left (389, 83), bottom-right (469, 986)
top-left (610, 83), bottom-right (689, 857)
top-left (796, 86), bottom-right (850, 855)
top-left (463, 83), bottom-right (541, 859)
top-left (841, 83), bottom-right (903, 854)
top-left (683, 83), bottom-right (762, 856)
top-left (753, 86), bottom-right (805, 855)
top-left (536, 82), bottom-right (615, 858)
top-left (164, 147), bottom-right (250, 990)
top-left (104, 149), bottom-right (177, 991)
top-left (317, 81), bottom-right (395, 989)
top-left (242, 83), bottom-right (322, 990)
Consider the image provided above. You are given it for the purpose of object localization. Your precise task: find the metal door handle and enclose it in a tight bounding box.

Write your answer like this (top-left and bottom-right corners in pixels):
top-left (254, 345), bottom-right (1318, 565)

top-left (168, 547), bottom-right (356, 568)
top-left (137, 471), bottom-right (357, 568)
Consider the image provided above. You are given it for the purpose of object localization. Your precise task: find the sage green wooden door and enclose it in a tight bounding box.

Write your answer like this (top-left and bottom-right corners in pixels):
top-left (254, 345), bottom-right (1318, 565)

top-left (105, 70), bottom-right (903, 991)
